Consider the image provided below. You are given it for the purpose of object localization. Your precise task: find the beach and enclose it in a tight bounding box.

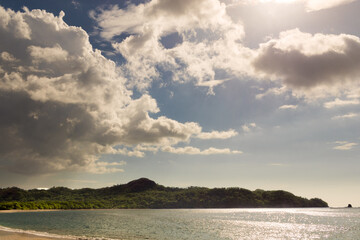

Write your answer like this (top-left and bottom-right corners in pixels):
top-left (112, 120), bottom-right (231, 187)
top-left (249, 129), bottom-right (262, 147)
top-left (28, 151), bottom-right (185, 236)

top-left (0, 227), bottom-right (75, 240)
top-left (0, 210), bottom-right (62, 214)
top-left (0, 230), bottom-right (71, 240)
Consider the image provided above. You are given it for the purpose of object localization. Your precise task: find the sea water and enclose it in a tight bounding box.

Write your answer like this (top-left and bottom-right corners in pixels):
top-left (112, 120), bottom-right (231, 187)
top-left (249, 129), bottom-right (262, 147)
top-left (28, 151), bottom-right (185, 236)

top-left (0, 208), bottom-right (359, 239)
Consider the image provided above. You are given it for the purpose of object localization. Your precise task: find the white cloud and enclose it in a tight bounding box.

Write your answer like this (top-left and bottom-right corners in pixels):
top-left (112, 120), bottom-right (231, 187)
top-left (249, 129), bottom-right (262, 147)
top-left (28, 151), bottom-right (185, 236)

top-left (1, 6), bottom-right (237, 175)
top-left (333, 141), bottom-right (358, 150)
top-left (92, 0), bottom-right (250, 91)
top-left (196, 79), bottom-right (228, 95)
top-left (279, 104), bottom-right (298, 110)
top-left (242, 123), bottom-right (257, 133)
top-left (324, 98), bottom-right (360, 108)
top-left (134, 145), bottom-right (160, 153)
top-left (162, 146), bottom-right (242, 155)
top-left (196, 129), bottom-right (238, 139)
top-left (242, 125), bottom-right (251, 132)
top-left (1, 52), bottom-right (18, 62)
top-left (94, 0), bottom-right (234, 40)
top-left (87, 161), bottom-right (127, 174)
top-left (28, 45), bottom-right (68, 63)
top-left (93, 1), bottom-right (360, 102)
top-left (3, 3), bottom-right (357, 176)
top-left (332, 113), bottom-right (358, 120)
top-left (255, 86), bottom-right (288, 99)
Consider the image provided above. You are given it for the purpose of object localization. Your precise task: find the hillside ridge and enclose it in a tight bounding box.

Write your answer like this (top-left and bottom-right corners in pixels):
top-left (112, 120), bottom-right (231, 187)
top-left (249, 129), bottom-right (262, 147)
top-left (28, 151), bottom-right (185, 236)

top-left (0, 178), bottom-right (328, 210)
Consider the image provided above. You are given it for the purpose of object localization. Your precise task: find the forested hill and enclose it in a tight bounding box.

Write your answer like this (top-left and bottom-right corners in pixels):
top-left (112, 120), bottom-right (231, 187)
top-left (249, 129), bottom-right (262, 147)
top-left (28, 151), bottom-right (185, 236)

top-left (0, 178), bottom-right (328, 210)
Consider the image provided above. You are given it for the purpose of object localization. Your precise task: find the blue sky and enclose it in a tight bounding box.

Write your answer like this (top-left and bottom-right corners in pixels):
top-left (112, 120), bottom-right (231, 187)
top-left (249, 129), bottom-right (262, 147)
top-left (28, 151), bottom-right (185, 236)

top-left (0, 0), bottom-right (359, 207)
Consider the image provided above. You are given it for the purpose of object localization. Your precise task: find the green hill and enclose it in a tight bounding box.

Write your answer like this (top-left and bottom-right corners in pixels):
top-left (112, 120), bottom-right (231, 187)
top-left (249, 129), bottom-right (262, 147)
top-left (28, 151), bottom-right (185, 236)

top-left (0, 178), bottom-right (328, 210)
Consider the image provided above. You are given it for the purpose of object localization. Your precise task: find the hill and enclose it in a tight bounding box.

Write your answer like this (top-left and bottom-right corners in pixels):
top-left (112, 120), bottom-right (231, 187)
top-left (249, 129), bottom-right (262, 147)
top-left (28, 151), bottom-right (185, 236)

top-left (0, 178), bottom-right (328, 210)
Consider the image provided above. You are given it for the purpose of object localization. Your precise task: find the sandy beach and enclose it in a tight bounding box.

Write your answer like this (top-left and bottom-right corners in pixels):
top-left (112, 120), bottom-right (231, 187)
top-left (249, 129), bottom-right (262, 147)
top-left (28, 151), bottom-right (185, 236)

top-left (0, 230), bottom-right (72, 240)
top-left (0, 210), bottom-right (63, 214)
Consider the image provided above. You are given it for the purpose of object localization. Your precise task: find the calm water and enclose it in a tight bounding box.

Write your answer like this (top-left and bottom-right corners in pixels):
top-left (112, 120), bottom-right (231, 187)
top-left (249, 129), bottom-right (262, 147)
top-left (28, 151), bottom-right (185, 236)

top-left (0, 208), bottom-right (359, 240)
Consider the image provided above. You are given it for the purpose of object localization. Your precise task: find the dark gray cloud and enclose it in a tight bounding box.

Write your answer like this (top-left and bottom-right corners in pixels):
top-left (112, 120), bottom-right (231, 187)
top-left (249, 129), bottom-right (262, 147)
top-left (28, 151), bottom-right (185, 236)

top-left (0, 91), bottom-right (100, 174)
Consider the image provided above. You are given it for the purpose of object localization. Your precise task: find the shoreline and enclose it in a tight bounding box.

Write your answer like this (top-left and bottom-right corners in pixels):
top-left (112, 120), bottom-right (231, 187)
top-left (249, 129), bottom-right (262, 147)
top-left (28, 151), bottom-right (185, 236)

top-left (0, 222), bottom-right (119, 240)
top-left (0, 227), bottom-right (74, 240)
top-left (0, 230), bottom-right (73, 240)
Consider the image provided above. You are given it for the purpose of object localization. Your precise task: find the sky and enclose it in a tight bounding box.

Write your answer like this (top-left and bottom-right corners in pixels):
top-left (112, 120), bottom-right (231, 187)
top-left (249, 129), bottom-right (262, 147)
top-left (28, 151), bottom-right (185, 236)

top-left (0, 0), bottom-right (359, 207)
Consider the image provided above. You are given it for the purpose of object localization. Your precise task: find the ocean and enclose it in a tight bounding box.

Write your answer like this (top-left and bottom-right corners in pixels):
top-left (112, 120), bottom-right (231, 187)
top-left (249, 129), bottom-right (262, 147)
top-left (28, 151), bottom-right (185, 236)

top-left (0, 208), bottom-right (359, 239)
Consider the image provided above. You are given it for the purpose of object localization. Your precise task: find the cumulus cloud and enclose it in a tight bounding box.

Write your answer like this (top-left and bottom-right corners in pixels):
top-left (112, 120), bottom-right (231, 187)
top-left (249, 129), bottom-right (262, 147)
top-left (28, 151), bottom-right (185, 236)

top-left (162, 146), bottom-right (242, 155)
top-left (93, 0), bottom-right (360, 101)
top-left (94, 0), bottom-right (234, 40)
top-left (333, 141), bottom-right (358, 150)
top-left (253, 29), bottom-right (360, 97)
top-left (92, 0), bottom-right (251, 91)
top-left (0, 6), bottom-right (240, 175)
top-left (196, 129), bottom-right (238, 140)
top-left (1, 52), bottom-right (18, 62)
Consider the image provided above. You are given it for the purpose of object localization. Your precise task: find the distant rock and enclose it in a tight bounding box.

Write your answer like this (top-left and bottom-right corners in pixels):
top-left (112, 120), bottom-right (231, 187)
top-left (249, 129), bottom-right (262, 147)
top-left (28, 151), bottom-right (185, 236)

top-left (348, 204), bottom-right (352, 208)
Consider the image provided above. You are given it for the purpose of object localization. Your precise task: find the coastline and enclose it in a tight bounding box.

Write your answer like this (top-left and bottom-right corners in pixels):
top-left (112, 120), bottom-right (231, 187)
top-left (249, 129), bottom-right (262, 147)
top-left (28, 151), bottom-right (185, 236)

top-left (0, 217), bottom-right (114, 240)
top-left (0, 230), bottom-right (73, 240)
top-left (0, 212), bottom-right (75, 240)
top-left (0, 227), bottom-right (74, 240)
top-left (0, 209), bottom-right (63, 213)
top-left (0, 210), bottom-right (72, 239)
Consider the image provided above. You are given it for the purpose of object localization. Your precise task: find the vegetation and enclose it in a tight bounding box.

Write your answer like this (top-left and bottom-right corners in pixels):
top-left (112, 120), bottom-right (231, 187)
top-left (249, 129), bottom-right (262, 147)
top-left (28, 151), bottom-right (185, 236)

top-left (0, 178), bottom-right (328, 210)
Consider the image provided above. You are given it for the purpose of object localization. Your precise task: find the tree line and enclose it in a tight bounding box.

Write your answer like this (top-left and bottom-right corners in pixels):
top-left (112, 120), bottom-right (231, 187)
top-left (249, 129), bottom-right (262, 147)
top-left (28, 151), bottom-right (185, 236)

top-left (0, 178), bottom-right (328, 210)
